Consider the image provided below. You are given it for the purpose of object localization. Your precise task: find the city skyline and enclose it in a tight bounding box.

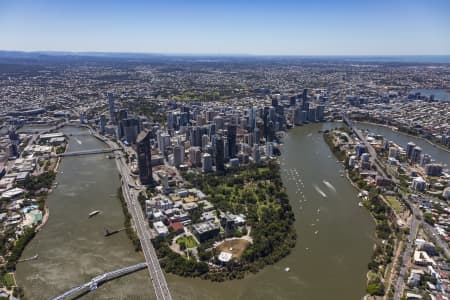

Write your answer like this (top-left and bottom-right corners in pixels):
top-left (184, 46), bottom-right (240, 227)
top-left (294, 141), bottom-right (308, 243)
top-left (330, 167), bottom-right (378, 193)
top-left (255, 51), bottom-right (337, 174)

top-left (1, 0), bottom-right (450, 55)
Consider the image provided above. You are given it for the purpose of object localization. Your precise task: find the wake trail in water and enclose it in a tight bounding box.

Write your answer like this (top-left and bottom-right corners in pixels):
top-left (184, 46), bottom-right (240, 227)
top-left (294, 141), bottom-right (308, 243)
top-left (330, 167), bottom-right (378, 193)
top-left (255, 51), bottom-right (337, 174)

top-left (313, 184), bottom-right (327, 198)
top-left (322, 180), bottom-right (336, 193)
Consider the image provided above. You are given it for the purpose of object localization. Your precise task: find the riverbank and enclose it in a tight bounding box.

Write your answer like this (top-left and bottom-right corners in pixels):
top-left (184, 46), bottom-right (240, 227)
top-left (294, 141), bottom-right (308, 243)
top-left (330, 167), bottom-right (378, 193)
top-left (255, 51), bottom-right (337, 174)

top-left (354, 120), bottom-right (450, 154)
top-left (323, 129), bottom-right (398, 298)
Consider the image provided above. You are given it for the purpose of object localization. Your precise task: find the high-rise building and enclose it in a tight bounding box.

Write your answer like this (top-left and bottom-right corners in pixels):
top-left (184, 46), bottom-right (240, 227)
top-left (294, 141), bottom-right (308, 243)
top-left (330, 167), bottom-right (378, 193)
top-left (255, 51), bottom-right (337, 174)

top-left (420, 154), bottom-right (431, 167)
top-left (108, 93), bottom-right (116, 125)
top-left (307, 107), bottom-right (317, 122)
top-left (406, 142), bottom-right (416, 159)
top-left (173, 145), bottom-right (184, 168)
top-left (253, 128), bottom-right (260, 145)
top-left (252, 144), bottom-right (260, 163)
top-left (119, 118), bottom-right (140, 144)
top-left (227, 124), bottom-right (237, 158)
top-left (201, 134), bottom-right (209, 151)
top-left (202, 153), bottom-right (213, 173)
top-left (136, 131), bottom-right (153, 185)
top-left (411, 146), bottom-right (422, 164)
top-left (100, 114), bottom-right (107, 133)
top-left (8, 143), bottom-right (19, 158)
top-left (215, 136), bottom-right (225, 171)
top-left (118, 109), bottom-right (128, 122)
top-left (189, 146), bottom-right (202, 167)
top-left (302, 88), bottom-right (308, 100)
top-left (316, 105), bottom-right (325, 122)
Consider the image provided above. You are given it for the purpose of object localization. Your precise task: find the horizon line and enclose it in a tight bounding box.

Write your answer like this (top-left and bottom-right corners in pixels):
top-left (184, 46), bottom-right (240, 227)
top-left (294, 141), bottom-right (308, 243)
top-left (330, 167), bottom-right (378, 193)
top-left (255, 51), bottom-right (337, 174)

top-left (1, 49), bottom-right (450, 57)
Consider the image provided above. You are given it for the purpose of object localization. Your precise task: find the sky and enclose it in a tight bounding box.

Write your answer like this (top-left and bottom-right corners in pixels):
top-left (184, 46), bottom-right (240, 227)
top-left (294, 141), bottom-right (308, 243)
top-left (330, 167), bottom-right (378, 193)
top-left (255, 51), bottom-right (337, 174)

top-left (0, 0), bottom-right (449, 55)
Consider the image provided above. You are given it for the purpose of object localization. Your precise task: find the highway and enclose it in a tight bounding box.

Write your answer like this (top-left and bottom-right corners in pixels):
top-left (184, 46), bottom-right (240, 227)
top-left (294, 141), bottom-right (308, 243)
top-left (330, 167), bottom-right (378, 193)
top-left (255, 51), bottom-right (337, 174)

top-left (114, 150), bottom-right (172, 300)
top-left (393, 210), bottom-right (420, 300)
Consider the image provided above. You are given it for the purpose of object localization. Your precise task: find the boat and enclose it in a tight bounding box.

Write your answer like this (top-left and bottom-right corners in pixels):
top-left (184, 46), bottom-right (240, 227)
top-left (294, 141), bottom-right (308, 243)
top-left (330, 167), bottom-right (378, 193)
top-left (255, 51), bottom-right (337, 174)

top-left (88, 210), bottom-right (101, 218)
top-left (284, 267), bottom-right (290, 272)
top-left (358, 202), bottom-right (364, 207)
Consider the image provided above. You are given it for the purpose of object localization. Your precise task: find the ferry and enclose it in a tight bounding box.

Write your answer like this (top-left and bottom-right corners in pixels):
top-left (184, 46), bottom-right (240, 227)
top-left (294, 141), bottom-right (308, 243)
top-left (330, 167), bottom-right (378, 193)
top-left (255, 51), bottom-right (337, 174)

top-left (88, 210), bottom-right (101, 218)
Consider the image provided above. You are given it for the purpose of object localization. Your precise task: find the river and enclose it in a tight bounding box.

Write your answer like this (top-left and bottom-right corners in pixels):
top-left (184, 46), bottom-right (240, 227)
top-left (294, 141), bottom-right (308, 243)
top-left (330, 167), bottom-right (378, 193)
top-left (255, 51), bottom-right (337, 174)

top-left (355, 122), bottom-right (450, 168)
top-left (17, 123), bottom-right (376, 300)
top-left (167, 123), bottom-right (375, 300)
top-left (15, 126), bottom-right (154, 300)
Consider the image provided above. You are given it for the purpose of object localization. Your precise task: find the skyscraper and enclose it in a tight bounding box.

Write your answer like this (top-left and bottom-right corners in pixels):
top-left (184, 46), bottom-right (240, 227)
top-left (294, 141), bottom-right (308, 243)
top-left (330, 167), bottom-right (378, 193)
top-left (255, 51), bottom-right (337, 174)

top-left (215, 136), bottom-right (225, 171)
top-left (108, 93), bottom-right (116, 125)
top-left (100, 114), bottom-right (107, 133)
top-left (227, 124), bottom-right (237, 158)
top-left (136, 131), bottom-right (152, 185)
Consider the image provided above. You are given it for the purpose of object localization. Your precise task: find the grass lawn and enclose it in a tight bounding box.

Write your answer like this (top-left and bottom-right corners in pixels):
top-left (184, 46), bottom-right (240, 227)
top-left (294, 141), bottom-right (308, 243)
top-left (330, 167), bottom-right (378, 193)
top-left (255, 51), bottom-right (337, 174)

top-left (1, 273), bottom-right (15, 287)
top-left (176, 236), bottom-right (198, 248)
top-left (216, 239), bottom-right (250, 259)
top-left (385, 195), bottom-right (402, 213)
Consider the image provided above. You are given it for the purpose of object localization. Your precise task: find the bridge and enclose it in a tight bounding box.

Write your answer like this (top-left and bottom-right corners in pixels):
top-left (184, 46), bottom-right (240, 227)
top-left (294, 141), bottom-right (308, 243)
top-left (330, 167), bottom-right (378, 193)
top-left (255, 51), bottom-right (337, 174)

top-left (52, 262), bottom-right (147, 300)
top-left (59, 147), bottom-right (120, 157)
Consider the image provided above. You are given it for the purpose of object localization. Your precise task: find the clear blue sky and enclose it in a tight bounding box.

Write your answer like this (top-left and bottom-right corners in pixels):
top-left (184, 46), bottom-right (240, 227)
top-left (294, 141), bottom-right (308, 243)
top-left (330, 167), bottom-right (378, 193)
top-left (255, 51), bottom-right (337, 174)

top-left (0, 0), bottom-right (449, 55)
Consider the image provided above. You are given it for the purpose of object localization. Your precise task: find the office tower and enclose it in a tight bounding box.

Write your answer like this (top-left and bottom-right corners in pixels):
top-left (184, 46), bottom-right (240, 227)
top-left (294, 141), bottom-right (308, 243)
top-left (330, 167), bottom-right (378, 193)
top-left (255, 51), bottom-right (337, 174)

top-left (406, 142), bottom-right (416, 159)
top-left (119, 118), bottom-right (140, 144)
top-left (182, 106), bottom-right (190, 123)
top-left (253, 128), bottom-right (260, 145)
top-left (173, 145), bottom-right (184, 168)
top-left (265, 142), bottom-right (273, 157)
top-left (268, 106), bottom-right (276, 123)
top-left (136, 131), bottom-right (152, 185)
top-left (307, 107), bottom-right (317, 122)
top-left (272, 98), bottom-right (279, 107)
top-left (118, 109), bottom-right (128, 122)
top-left (108, 93), bottom-right (116, 125)
top-left (294, 107), bottom-right (302, 125)
top-left (100, 114), bottom-right (107, 133)
top-left (267, 121), bottom-right (275, 142)
top-left (202, 134), bottom-right (209, 151)
top-left (213, 116), bottom-right (224, 130)
top-left (411, 146), bottom-right (422, 164)
top-left (289, 96), bottom-right (297, 107)
top-left (215, 136), bottom-right (225, 171)
top-left (300, 110), bottom-right (308, 123)
top-left (247, 107), bottom-right (256, 132)
top-left (301, 99), bottom-right (310, 112)
top-left (8, 144), bottom-right (19, 158)
top-left (425, 164), bottom-right (443, 176)
top-left (157, 131), bottom-right (171, 154)
top-left (202, 153), bottom-right (213, 173)
top-left (316, 105), bottom-right (325, 122)
top-left (167, 111), bottom-right (175, 130)
top-left (227, 124), bottom-right (237, 158)
top-left (224, 138), bottom-right (229, 161)
top-left (252, 144), bottom-right (260, 163)
top-left (420, 154), bottom-right (431, 167)
top-left (302, 88), bottom-right (308, 100)
top-left (189, 147), bottom-right (202, 167)
top-left (189, 126), bottom-right (202, 147)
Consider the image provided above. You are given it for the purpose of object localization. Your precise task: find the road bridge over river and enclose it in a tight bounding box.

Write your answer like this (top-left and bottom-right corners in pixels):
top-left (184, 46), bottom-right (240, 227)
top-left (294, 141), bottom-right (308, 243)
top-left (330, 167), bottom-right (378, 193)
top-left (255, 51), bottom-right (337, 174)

top-left (52, 263), bottom-right (147, 300)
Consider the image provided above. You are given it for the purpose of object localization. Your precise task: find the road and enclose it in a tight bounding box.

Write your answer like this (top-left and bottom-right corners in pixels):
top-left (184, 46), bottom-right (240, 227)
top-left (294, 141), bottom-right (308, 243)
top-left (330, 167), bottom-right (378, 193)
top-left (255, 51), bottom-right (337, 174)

top-left (393, 212), bottom-right (420, 300)
top-left (115, 150), bottom-right (172, 300)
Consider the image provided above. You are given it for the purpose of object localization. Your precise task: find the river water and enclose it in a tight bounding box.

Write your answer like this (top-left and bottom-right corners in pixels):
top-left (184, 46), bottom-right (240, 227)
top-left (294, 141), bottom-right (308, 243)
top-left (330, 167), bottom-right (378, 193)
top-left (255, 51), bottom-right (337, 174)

top-left (356, 123), bottom-right (450, 168)
top-left (17, 123), bottom-right (376, 300)
top-left (15, 126), bottom-right (154, 300)
top-left (167, 123), bottom-right (375, 300)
